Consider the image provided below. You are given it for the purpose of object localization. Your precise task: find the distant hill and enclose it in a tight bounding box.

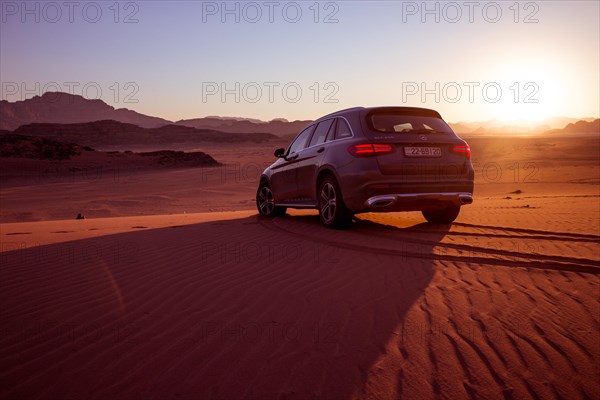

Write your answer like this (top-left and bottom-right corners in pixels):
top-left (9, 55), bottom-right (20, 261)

top-left (176, 117), bottom-right (311, 136)
top-left (203, 115), bottom-right (265, 124)
top-left (5, 120), bottom-right (277, 147)
top-left (545, 119), bottom-right (600, 135)
top-left (0, 92), bottom-right (311, 136)
top-left (448, 123), bottom-right (471, 134)
top-left (450, 117), bottom-right (597, 135)
top-left (0, 92), bottom-right (172, 130)
top-left (2, 92), bottom-right (597, 137)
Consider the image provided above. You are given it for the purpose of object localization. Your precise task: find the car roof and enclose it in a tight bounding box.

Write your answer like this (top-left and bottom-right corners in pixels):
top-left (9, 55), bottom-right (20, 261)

top-left (316, 107), bottom-right (365, 120)
top-left (316, 106), bottom-right (442, 121)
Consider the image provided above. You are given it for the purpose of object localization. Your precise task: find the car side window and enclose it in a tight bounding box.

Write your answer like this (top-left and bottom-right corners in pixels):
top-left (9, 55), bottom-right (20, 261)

top-left (308, 119), bottom-right (335, 147)
top-left (288, 125), bottom-right (315, 155)
top-left (324, 119), bottom-right (337, 142)
top-left (335, 118), bottom-right (352, 139)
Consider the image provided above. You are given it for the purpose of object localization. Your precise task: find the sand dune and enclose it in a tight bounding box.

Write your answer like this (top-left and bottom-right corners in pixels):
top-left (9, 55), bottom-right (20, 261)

top-left (1, 200), bottom-right (598, 399)
top-left (1, 136), bottom-right (599, 399)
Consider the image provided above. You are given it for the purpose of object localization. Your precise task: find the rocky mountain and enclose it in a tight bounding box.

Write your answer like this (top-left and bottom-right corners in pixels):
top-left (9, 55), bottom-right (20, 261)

top-left (175, 117), bottom-right (311, 136)
top-left (2, 92), bottom-right (597, 137)
top-left (0, 92), bottom-right (171, 130)
top-left (545, 119), bottom-right (600, 135)
top-left (450, 117), bottom-right (597, 135)
top-left (0, 92), bottom-right (310, 136)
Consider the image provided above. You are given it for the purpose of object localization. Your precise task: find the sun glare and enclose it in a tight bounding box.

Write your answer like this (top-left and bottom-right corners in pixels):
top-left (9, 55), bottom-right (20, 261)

top-left (491, 62), bottom-right (564, 123)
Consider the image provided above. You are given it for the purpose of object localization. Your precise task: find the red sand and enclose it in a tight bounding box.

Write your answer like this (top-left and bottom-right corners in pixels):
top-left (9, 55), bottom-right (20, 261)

top-left (1, 137), bottom-right (599, 399)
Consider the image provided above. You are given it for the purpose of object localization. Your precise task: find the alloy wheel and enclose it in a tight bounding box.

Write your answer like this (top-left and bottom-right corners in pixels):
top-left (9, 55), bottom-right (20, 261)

top-left (320, 182), bottom-right (337, 223)
top-left (258, 186), bottom-right (275, 215)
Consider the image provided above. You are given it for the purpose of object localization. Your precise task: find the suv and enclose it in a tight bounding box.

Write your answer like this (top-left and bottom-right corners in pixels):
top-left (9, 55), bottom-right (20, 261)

top-left (257, 106), bottom-right (474, 228)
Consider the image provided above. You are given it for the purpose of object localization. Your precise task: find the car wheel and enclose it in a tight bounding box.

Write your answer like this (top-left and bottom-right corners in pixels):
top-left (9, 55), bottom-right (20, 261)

top-left (318, 176), bottom-right (352, 228)
top-left (422, 206), bottom-right (461, 224)
top-left (257, 181), bottom-right (286, 217)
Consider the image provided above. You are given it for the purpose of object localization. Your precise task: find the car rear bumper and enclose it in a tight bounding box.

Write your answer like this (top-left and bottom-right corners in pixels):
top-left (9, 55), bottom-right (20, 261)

top-left (340, 174), bottom-right (474, 212)
top-left (365, 191), bottom-right (473, 211)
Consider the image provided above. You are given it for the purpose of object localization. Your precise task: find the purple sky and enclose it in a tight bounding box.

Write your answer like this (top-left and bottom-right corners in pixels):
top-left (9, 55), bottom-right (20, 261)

top-left (1, 1), bottom-right (598, 123)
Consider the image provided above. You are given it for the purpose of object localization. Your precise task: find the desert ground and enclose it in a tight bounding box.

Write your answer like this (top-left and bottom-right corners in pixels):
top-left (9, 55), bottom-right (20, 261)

top-left (1, 134), bottom-right (599, 399)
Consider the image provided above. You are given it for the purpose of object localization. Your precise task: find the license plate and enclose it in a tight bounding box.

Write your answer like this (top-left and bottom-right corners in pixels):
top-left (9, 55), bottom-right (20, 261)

top-left (404, 146), bottom-right (442, 157)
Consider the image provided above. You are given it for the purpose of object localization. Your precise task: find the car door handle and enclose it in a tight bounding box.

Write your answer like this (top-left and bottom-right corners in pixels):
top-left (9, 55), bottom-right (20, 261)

top-left (317, 147), bottom-right (325, 153)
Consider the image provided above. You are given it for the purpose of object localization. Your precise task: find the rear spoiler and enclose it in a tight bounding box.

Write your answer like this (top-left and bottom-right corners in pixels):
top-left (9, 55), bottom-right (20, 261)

top-left (364, 107), bottom-right (442, 119)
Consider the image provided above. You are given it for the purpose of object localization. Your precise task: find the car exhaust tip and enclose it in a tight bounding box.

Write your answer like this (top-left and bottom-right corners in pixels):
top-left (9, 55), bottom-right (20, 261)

top-left (366, 192), bottom-right (473, 209)
top-left (367, 196), bottom-right (397, 208)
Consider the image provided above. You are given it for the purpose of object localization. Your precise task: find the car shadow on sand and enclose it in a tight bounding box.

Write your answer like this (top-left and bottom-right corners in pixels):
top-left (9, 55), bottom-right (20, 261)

top-left (0, 213), bottom-right (450, 399)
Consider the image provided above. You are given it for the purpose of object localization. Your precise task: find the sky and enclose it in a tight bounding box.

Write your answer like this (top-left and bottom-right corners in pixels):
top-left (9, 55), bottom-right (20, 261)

top-left (1, 0), bottom-right (599, 123)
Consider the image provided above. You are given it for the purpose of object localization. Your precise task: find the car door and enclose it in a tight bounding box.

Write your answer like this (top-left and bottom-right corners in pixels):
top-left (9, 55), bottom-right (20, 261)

top-left (294, 118), bottom-right (336, 202)
top-left (270, 125), bottom-right (315, 202)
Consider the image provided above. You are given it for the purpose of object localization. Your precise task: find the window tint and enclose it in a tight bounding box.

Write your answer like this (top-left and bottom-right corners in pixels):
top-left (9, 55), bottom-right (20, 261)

top-left (288, 125), bottom-right (315, 155)
top-left (308, 119), bottom-right (335, 147)
top-left (325, 119), bottom-right (337, 142)
top-left (369, 114), bottom-right (451, 133)
top-left (335, 118), bottom-right (353, 139)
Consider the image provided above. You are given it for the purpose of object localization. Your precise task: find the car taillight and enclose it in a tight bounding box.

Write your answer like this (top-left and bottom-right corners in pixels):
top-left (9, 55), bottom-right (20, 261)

top-left (348, 143), bottom-right (394, 157)
top-left (452, 144), bottom-right (471, 159)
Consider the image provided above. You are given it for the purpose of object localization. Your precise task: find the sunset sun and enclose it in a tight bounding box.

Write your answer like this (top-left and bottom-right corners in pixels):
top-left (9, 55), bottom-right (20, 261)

top-left (491, 62), bottom-right (565, 122)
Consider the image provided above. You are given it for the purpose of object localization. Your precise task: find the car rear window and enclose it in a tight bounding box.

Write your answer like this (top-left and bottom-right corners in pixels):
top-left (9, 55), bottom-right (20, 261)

top-left (368, 113), bottom-right (452, 134)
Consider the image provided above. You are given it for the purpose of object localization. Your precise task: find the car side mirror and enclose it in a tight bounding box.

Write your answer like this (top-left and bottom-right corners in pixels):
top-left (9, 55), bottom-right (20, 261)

top-left (274, 148), bottom-right (286, 158)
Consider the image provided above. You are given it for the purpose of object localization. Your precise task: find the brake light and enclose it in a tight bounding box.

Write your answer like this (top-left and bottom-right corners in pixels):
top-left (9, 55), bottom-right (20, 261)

top-left (452, 144), bottom-right (471, 159)
top-left (348, 143), bottom-right (394, 157)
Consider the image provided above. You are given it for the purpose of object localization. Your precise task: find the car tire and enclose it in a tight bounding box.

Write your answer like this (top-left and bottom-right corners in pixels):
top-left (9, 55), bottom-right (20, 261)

top-left (422, 206), bottom-right (461, 224)
top-left (318, 175), bottom-right (353, 228)
top-left (257, 181), bottom-right (286, 217)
